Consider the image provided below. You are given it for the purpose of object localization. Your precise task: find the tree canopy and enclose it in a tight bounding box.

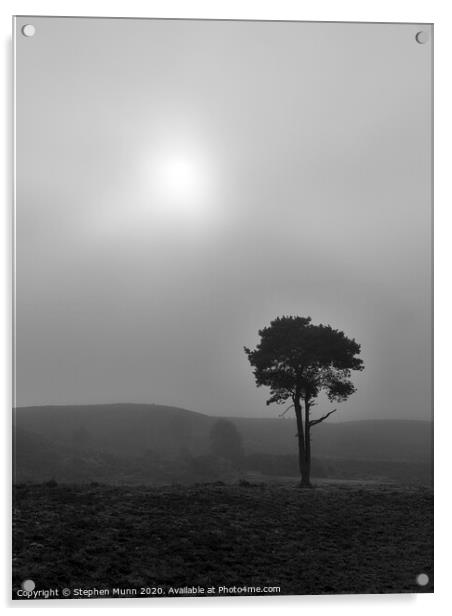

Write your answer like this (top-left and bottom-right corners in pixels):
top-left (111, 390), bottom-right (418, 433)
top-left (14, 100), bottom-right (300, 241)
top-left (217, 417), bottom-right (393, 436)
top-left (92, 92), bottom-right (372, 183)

top-left (244, 315), bottom-right (364, 408)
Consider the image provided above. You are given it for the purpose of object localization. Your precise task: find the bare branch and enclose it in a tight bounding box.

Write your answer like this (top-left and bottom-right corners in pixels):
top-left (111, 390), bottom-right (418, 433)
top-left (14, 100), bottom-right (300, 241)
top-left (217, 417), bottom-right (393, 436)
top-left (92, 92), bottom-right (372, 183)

top-left (278, 404), bottom-right (294, 418)
top-left (309, 408), bottom-right (337, 428)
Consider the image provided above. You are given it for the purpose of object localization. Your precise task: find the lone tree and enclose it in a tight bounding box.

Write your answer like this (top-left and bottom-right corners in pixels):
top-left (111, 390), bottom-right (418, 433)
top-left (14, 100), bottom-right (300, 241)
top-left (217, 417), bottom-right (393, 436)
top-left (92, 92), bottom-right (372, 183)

top-left (210, 419), bottom-right (244, 465)
top-left (244, 316), bottom-right (364, 487)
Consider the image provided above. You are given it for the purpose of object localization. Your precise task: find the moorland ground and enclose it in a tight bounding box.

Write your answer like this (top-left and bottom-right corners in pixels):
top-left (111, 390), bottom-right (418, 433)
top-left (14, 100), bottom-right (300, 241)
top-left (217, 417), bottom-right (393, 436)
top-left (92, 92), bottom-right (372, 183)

top-left (12, 480), bottom-right (433, 598)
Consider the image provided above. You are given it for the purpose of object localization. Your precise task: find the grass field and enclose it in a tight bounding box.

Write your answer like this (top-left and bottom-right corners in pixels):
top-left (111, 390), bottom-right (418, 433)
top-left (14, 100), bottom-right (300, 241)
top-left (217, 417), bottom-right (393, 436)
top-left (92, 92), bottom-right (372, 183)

top-left (12, 480), bottom-right (433, 599)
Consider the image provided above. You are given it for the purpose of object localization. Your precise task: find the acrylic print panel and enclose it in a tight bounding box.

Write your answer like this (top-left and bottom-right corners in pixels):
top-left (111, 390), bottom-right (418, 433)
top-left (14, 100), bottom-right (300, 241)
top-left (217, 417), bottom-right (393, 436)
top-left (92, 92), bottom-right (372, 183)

top-left (13, 17), bottom-right (433, 599)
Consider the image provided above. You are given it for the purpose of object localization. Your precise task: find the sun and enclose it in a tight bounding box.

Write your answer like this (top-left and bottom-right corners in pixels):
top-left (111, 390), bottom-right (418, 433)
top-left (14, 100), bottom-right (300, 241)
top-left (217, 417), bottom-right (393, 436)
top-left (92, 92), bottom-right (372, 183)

top-left (159, 154), bottom-right (203, 203)
top-left (145, 144), bottom-right (214, 220)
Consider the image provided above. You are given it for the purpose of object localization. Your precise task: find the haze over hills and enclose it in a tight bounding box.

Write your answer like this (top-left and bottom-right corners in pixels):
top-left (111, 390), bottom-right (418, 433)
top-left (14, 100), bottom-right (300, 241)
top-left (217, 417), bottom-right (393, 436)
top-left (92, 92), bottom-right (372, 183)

top-left (14, 403), bottom-right (432, 464)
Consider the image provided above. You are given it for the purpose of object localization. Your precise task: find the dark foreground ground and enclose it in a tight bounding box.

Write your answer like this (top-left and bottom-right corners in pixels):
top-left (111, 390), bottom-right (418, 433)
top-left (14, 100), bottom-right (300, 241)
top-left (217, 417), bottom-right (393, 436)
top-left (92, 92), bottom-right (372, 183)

top-left (12, 481), bottom-right (433, 599)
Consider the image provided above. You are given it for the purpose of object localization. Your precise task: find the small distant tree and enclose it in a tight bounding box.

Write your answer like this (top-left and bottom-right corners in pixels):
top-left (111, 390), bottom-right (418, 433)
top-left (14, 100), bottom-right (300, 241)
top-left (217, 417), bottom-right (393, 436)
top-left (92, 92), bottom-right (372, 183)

top-left (209, 419), bottom-right (244, 465)
top-left (244, 316), bottom-right (364, 487)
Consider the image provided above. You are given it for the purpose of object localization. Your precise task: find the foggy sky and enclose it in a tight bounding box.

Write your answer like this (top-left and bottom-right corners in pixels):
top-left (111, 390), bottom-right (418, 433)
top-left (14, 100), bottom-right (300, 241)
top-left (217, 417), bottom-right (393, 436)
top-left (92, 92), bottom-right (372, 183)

top-left (15, 18), bottom-right (432, 421)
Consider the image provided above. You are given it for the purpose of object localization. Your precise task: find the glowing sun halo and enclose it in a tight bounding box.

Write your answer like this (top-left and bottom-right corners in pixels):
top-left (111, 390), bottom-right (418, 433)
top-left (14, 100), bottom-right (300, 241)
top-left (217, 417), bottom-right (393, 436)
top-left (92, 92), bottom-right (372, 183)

top-left (146, 146), bottom-right (214, 220)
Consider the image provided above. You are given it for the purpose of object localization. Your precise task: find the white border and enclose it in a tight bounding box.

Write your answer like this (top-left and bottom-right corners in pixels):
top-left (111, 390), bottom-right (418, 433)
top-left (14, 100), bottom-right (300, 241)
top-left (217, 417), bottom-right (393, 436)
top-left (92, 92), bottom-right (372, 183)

top-left (2, 1), bottom-right (451, 614)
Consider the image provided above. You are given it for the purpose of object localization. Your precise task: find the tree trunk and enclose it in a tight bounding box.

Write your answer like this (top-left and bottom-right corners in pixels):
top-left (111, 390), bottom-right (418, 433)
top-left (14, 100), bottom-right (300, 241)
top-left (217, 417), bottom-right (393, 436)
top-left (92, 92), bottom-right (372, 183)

top-left (294, 397), bottom-right (310, 487)
top-left (303, 399), bottom-right (312, 488)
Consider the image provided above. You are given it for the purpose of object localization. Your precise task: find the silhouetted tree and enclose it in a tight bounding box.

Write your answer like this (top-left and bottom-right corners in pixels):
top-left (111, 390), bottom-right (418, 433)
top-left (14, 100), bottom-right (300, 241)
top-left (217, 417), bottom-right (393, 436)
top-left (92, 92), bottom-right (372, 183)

top-left (244, 316), bottom-right (364, 487)
top-left (209, 419), bottom-right (244, 465)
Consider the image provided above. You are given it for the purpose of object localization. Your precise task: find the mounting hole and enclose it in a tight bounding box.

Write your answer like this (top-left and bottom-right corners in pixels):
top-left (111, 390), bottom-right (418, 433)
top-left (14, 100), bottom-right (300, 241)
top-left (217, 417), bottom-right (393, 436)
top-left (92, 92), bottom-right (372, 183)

top-left (21, 24), bottom-right (36, 38)
top-left (21, 579), bottom-right (36, 592)
top-left (415, 31), bottom-right (429, 44)
top-left (416, 573), bottom-right (429, 586)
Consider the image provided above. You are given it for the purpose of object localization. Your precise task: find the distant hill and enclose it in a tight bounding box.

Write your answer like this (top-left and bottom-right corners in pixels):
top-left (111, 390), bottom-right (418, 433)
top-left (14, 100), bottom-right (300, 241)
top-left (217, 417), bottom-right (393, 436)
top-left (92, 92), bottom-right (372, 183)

top-left (14, 404), bottom-right (209, 458)
top-left (231, 417), bottom-right (432, 463)
top-left (14, 403), bottom-right (432, 463)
